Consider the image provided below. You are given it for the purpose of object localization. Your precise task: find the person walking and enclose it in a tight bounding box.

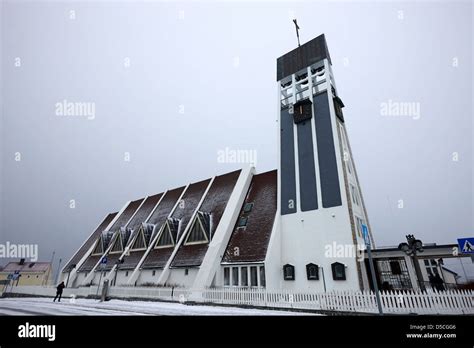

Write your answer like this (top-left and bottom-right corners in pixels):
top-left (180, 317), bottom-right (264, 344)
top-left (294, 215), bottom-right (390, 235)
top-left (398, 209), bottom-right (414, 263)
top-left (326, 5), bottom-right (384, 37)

top-left (53, 281), bottom-right (65, 302)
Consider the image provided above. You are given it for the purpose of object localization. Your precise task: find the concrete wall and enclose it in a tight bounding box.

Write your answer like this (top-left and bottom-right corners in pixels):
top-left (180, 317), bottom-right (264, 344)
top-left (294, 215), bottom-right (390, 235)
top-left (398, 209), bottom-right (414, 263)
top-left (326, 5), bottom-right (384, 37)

top-left (263, 216), bottom-right (281, 290)
top-left (165, 268), bottom-right (198, 288)
top-left (72, 272), bottom-right (87, 287)
top-left (135, 269), bottom-right (162, 286)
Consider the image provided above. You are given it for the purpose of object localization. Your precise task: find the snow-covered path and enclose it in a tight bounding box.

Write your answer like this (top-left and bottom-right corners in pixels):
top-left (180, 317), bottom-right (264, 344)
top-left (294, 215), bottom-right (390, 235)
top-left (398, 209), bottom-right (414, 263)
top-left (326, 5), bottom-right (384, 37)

top-left (0, 297), bottom-right (316, 316)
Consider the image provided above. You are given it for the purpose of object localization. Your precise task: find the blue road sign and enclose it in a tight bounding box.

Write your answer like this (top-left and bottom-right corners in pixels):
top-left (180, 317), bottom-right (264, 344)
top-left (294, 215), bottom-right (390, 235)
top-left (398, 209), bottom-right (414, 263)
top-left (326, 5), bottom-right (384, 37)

top-left (101, 256), bottom-right (108, 264)
top-left (457, 238), bottom-right (474, 254)
top-left (362, 224), bottom-right (370, 246)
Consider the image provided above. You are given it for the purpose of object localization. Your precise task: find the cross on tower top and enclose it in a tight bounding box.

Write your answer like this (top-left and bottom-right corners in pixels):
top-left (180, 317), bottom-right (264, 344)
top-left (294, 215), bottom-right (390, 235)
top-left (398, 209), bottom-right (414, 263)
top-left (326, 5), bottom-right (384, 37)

top-left (293, 19), bottom-right (300, 47)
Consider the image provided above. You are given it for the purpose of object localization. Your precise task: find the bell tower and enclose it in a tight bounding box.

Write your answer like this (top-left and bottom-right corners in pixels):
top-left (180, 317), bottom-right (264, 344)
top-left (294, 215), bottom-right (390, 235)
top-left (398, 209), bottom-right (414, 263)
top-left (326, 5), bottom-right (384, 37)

top-left (276, 34), bottom-right (373, 291)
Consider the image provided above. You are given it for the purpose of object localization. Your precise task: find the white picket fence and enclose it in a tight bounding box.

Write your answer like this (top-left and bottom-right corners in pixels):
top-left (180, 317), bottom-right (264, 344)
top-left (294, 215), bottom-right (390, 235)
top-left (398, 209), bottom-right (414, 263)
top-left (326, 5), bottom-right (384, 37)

top-left (190, 287), bottom-right (474, 314)
top-left (5, 285), bottom-right (474, 315)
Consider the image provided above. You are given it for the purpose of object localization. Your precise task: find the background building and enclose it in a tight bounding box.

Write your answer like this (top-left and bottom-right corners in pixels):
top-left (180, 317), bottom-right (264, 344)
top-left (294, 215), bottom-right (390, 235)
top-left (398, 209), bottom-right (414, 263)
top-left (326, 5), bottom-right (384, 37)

top-left (0, 259), bottom-right (52, 286)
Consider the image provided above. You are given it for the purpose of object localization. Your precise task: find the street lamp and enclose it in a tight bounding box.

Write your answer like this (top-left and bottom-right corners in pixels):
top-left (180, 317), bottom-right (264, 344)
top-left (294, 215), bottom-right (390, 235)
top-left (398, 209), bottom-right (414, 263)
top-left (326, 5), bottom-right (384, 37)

top-left (113, 258), bottom-right (125, 286)
top-left (398, 234), bottom-right (425, 291)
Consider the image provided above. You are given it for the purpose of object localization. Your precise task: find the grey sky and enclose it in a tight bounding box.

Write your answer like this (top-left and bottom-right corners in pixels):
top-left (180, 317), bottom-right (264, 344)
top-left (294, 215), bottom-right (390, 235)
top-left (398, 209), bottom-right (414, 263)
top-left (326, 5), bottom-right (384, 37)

top-left (1, 1), bottom-right (472, 277)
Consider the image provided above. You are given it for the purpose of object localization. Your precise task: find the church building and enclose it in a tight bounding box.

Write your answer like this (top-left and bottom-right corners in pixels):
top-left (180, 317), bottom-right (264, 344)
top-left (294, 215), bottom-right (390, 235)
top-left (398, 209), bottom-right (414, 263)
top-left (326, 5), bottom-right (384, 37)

top-left (61, 34), bottom-right (374, 292)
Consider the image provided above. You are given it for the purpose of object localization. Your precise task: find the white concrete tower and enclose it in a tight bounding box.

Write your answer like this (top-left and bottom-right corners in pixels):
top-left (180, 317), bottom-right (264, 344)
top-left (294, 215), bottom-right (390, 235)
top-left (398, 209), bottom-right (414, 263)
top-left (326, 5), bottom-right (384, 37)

top-left (273, 34), bottom-right (373, 291)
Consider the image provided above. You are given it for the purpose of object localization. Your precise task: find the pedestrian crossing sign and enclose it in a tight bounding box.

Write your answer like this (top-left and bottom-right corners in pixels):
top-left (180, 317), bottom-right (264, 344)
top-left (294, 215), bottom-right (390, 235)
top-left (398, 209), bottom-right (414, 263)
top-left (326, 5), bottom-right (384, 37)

top-left (457, 238), bottom-right (474, 254)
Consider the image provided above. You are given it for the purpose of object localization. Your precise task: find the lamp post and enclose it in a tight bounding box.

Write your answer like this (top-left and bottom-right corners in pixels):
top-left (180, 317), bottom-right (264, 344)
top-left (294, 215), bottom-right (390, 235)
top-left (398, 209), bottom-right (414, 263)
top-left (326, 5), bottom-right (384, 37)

top-left (362, 224), bottom-right (383, 315)
top-left (55, 258), bottom-right (62, 285)
top-left (113, 258), bottom-right (124, 287)
top-left (398, 234), bottom-right (425, 291)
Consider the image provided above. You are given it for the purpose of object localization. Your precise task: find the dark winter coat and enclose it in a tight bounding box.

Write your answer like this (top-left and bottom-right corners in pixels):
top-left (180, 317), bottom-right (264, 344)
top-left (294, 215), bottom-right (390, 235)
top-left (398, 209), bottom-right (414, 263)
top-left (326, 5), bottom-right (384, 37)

top-left (56, 283), bottom-right (65, 294)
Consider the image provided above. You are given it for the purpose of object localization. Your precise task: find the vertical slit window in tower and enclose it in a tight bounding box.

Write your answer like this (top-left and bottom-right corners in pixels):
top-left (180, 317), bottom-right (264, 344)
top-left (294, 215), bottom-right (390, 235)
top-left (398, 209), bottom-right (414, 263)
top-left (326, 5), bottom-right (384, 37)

top-left (333, 97), bottom-right (345, 122)
top-left (340, 125), bottom-right (353, 174)
top-left (350, 184), bottom-right (360, 206)
top-left (297, 107), bottom-right (318, 211)
top-left (355, 217), bottom-right (362, 237)
top-left (314, 92), bottom-right (342, 207)
top-left (280, 107), bottom-right (297, 214)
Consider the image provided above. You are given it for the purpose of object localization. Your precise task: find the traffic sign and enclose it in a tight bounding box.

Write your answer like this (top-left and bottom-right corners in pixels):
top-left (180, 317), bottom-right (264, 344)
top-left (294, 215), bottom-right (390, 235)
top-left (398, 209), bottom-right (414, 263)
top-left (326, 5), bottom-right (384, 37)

top-left (362, 224), bottom-right (370, 246)
top-left (101, 256), bottom-right (108, 264)
top-left (457, 238), bottom-right (474, 254)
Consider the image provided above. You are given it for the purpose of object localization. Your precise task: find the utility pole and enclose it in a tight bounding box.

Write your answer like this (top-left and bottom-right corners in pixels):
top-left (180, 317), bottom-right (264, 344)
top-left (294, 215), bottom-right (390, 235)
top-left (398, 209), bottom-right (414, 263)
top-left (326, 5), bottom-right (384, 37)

top-left (321, 267), bottom-right (327, 292)
top-left (363, 224), bottom-right (383, 315)
top-left (55, 258), bottom-right (62, 285)
top-left (50, 251), bottom-right (55, 267)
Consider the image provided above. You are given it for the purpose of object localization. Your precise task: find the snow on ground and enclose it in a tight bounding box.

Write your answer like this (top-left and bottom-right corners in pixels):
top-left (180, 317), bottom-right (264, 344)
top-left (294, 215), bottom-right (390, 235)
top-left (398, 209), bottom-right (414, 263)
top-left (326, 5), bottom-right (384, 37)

top-left (0, 297), bottom-right (318, 316)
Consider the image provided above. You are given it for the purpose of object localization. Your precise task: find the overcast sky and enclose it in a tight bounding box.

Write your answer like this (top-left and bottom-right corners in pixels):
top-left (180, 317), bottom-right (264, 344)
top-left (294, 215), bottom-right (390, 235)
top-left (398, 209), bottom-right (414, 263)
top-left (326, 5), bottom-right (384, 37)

top-left (0, 0), bottom-right (472, 278)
